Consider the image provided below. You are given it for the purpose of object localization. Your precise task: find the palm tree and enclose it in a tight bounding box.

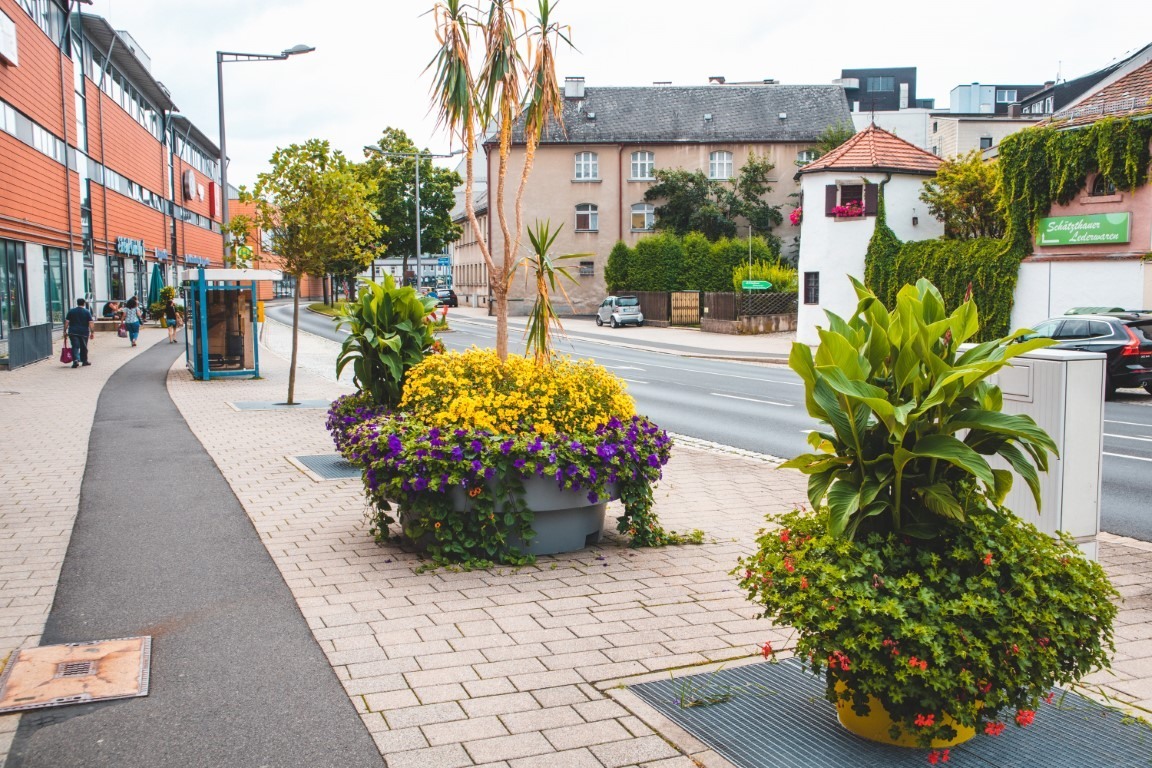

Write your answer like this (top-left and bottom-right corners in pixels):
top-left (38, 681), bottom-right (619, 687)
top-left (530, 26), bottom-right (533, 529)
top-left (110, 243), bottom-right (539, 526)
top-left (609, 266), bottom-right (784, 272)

top-left (427, 0), bottom-right (571, 361)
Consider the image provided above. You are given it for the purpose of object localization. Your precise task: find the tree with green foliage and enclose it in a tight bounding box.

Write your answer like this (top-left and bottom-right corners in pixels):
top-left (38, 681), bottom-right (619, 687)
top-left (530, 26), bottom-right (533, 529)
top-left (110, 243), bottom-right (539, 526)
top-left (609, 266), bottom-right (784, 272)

top-left (604, 241), bottom-right (631, 294)
top-left (223, 212), bottom-right (257, 268)
top-left (428, 0), bottom-right (572, 361)
top-left (810, 121), bottom-right (855, 160)
top-left (361, 127), bottom-right (462, 283)
top-left (919, 150), bottom-right (1006, 239)
top-left (250, 139), bottom-right (380, 404)
top-left (643, 152), bottom-right (783, 245)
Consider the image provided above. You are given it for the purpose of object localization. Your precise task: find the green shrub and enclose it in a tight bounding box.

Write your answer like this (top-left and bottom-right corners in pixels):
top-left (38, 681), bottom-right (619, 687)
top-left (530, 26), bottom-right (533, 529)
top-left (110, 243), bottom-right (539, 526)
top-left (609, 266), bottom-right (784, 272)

top-left (335, 276), bottom-right (438, 407)
top-left (604, 241), bottom-right (631, 294)
top-left (629, 232), bottom-right (684, 291)
top-left (732, 261), bottom-right (797, 293)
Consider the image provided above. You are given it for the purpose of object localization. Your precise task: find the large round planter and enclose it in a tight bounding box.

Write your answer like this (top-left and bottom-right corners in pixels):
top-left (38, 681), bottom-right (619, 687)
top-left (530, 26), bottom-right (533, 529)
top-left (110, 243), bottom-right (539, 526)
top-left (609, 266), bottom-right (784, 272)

top-left (835, 682), bottom-right (975, 748)
top-left (401, 476), bottom-right (618, 556)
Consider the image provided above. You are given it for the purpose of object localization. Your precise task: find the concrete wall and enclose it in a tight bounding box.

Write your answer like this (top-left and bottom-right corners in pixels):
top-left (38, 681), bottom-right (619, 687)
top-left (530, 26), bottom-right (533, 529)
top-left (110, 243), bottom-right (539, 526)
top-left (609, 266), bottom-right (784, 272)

top-left (796, 171), bottom-right (943, 344)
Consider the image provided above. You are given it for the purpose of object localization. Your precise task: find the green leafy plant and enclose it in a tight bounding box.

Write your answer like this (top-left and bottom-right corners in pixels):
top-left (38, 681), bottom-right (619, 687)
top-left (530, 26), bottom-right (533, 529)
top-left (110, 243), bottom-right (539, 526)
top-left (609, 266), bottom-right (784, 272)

top-left (782, 277), bottom-right (1056, 540)
top-left (737, 277), bottom-right (1118, 753)
top-left (335, 276), bottom-right (438, 408)
top-left (518, 220), bottom-right (586, 365)
top-left (731, 261), bottom-right (797, 294)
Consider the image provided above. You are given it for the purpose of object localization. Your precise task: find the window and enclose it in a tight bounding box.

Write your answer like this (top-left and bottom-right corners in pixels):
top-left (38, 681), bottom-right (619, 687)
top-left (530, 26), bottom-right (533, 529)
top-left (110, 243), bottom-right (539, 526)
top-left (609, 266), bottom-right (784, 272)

top-left (575, 203), bottom-right (598, 231)
top-left (931, 145), bottom-right (939, 156)
top-left (631, 203), bottom-right (654, 231)
top-left (796, 149), bottom-right (817, 166)
top-left (44, 248), bottom-right (67, 326)
top-left (579, 261), bottom-right (594, 276)
top-left (1044, 96), bottom-right (1053, 113)
top-left (995, 89), bottom-right (1018, 104)
top-left (825, 182), bottom-right (877, 217)
top-left (979, 136), bottom-right (993, 150)
top-left (709, 150), bottom-right (733, 180)
top-left (109, 256), bottom-right (125, 300)
top-left (932, 121), bottom-right (938, 133)
top-left (0, 239), bottom-right (28, 339)
top-left (866, 76), bottom-right (894, 92)
top-left (630, 151), bottom-right (655, 180)
top-left (574, 151), bottom-right (599, 180)
top-left (803, 272), bottom-right (820, 305)
top-left (1090, 175), bottom-right (1117, 197)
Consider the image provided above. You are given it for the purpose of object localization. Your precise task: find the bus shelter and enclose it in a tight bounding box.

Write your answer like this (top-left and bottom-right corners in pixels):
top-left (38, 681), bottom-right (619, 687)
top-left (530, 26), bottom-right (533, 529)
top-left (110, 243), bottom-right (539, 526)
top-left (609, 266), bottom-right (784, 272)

top-left (181, 268), bottom-right (281, 380)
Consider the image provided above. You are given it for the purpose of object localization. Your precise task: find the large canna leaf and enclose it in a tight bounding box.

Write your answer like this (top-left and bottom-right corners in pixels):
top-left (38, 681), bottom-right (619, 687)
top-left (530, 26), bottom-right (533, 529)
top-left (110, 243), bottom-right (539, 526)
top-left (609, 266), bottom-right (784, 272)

top-left (894, 434), bottom-right (996, 488)
top-left (949, 409), bottom-right (1058, 456)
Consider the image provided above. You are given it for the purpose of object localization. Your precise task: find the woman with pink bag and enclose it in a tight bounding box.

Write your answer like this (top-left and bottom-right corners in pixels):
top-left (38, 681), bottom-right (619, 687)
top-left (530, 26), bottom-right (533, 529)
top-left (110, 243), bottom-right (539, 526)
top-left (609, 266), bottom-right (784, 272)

top-left (121, 296), bottom-right (144, 347)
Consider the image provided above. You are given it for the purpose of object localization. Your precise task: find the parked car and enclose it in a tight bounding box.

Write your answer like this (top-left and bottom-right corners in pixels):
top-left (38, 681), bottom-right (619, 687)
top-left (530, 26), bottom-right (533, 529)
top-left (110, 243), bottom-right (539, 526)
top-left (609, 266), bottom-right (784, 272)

top-left (1022, 312), bottom-right (1152, 398)
top-left (596, 295), bottom-right (644, 328)
top-left (433, 288), bottom-right (458, 308)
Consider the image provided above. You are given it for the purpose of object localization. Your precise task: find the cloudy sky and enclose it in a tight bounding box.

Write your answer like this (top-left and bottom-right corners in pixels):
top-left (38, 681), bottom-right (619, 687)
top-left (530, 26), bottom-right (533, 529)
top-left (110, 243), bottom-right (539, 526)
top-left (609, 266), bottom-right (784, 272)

top-left (85, 0), bottom-right (1146, 187)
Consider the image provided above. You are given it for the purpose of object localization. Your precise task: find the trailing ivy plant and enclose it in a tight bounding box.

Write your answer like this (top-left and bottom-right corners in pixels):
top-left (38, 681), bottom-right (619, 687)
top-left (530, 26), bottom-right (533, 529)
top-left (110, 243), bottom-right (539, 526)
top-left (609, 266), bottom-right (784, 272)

top-left (782, 277), bottom-right (1057, 540)
top-left (335, 276), bottom-right (438, 407)
top-left (998, 116), bottom-right (1152, 248)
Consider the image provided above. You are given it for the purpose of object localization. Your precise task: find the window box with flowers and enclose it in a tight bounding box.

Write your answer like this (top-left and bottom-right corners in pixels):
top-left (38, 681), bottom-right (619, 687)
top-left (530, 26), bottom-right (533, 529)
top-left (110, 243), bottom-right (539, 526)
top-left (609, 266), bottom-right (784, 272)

top-left (831, 200), bottom-right (866, 218)
top-left (736, 278), bottom-right (1117, 762)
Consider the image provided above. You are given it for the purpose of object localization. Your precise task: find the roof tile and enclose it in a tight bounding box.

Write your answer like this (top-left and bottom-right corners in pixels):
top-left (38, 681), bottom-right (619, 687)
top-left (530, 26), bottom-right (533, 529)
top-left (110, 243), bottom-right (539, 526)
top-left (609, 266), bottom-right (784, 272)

top-left (797, 124), bottom-right (942, 175)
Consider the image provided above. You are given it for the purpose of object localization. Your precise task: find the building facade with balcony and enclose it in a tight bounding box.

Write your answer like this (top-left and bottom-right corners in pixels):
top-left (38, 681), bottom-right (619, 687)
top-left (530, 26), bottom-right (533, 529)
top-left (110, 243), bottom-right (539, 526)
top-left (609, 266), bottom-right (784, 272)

top-left (0, 0), bottom-right (222, 355)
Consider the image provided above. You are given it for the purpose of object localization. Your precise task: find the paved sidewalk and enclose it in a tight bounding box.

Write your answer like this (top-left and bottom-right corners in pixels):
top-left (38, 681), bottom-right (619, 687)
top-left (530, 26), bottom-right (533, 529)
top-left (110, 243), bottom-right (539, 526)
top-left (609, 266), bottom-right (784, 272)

top-left (2, 325), bottom-right (1152, 767)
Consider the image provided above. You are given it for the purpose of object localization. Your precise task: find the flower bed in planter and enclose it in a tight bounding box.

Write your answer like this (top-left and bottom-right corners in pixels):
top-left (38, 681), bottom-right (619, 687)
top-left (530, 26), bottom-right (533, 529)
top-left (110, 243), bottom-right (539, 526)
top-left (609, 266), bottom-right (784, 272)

top-left (330, 350), bottom-right (678, 566)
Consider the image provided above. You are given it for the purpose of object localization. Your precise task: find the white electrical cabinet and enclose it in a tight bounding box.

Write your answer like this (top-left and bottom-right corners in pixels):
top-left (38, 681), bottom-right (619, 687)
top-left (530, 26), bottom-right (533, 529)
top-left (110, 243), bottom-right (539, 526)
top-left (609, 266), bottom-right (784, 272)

top-left (992, 349), bottom-right (1106, 558)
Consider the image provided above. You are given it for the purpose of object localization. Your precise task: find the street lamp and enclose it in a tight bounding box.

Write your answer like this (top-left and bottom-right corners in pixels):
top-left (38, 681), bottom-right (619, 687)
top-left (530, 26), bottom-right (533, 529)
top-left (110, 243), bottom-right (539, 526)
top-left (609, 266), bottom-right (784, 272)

top-left (363, 146), bottom-right (463, 288)
top-left (216, 44), bottom-right (315, 262)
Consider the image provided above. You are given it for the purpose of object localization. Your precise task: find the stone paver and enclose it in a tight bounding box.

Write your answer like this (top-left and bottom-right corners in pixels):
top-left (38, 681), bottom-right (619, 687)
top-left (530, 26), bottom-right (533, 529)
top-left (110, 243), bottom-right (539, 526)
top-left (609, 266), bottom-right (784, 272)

top-left (5, 315), bottom-right (1152, 767)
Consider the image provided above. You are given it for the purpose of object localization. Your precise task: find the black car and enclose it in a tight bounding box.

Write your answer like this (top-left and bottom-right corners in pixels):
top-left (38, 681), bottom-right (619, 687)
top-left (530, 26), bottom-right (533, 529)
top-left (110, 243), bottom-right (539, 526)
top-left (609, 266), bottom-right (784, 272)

top-left (1024, 312), bottom-right (1152, 398)
top-left (433, 288), bottom-right (458, 308)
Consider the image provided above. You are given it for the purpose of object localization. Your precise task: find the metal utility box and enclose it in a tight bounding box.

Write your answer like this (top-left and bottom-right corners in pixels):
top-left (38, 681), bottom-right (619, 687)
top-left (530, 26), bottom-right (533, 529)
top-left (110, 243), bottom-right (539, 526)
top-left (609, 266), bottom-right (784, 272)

top-left (181, 268), bottom-right (281, 380)
top-left (993, 349), bottom-right (1106, 557)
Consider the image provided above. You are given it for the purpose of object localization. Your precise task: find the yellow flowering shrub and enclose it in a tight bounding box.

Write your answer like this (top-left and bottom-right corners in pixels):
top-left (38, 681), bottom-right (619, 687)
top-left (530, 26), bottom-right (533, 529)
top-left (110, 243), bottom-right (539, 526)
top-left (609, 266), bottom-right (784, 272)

top-left (399, 349), bottom-right (636, 435)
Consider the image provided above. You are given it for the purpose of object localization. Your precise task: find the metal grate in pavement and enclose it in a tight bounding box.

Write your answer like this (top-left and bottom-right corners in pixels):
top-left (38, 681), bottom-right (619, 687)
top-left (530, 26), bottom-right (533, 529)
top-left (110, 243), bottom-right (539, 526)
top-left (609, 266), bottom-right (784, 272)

top-left (293, 454), bottom-right (360, 480)
top-left (0, 636), bottom-right (151, 713)
top-left (229, 399), bottom-right (331, 411)
top-left (630, 658), bottom-right (1152, 767)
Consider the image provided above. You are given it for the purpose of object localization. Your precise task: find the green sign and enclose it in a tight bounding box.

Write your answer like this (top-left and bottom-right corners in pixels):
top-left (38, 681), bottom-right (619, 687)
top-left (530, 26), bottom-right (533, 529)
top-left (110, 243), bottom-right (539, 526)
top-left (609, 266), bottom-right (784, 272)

top-left (1037, 213), bottom-right (1130, 246)
top-left (742, 280), bottom-right (773, 290)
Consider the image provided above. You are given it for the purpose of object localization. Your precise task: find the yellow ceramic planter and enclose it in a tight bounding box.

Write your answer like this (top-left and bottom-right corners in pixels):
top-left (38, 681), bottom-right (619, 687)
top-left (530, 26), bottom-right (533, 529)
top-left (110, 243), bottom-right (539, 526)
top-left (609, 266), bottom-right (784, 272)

top-left (835, 684), bottom-right (976, 748)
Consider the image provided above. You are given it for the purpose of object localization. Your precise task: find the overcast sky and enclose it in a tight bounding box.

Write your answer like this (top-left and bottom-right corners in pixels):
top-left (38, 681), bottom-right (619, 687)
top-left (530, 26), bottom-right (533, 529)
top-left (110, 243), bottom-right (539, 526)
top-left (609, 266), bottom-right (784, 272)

top-left (84, 0), bottom-right (1147, 187)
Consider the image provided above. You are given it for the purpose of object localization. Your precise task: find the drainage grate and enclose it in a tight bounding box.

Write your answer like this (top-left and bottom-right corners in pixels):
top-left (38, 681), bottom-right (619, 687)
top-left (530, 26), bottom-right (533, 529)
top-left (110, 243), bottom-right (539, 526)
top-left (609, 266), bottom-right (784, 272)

top-left (293, 454), bottom-right (360, 480)
top-left (54, 661), bottom-right (96, 678)
top-left (0, 636), bottom-right (151, 713)
top-left (630, 658), bottom-right (1152, 768)
top-left (230, 399), bottom-right (331, 411)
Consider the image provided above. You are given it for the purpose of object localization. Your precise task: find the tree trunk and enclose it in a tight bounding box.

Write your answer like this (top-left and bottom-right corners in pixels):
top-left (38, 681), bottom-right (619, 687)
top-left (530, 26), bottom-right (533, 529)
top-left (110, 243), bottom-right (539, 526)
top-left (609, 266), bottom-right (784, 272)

top-left (288, 277), bottom-right (301, 405)
top-left (492, 279), bottom-right (508, 360)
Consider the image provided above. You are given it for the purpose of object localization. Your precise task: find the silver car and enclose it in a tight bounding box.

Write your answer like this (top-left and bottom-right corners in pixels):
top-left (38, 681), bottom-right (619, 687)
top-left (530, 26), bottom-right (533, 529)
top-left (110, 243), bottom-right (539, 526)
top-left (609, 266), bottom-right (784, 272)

top-left (596, 295), bottom-right (644, 328)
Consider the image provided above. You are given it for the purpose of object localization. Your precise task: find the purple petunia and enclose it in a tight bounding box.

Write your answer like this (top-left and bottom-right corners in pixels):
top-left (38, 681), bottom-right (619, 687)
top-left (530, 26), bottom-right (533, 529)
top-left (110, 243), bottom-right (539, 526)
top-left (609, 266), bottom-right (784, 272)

top-left (500, 440), bottom-right (514, 455)
top-left (451, 446), bottom-right (464, 461)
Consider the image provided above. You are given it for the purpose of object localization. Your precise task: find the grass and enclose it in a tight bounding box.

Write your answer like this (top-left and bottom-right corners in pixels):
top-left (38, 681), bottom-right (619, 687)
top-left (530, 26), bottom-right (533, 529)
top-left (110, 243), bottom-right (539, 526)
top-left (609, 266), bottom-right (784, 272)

top-left (307, 301), bottom-right (348, 317)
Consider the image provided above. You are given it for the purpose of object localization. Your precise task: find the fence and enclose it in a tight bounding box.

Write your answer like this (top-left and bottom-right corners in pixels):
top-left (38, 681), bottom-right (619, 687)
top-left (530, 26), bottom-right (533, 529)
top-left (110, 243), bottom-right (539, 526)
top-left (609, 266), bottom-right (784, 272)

top-left (703, 292), bottom-right (798, 321)
top-left (1, 323), bottom-right (54, 369)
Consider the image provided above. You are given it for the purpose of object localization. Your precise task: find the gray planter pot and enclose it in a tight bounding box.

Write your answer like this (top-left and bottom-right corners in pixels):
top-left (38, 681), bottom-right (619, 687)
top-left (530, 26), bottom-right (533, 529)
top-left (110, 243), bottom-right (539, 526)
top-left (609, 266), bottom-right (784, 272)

top-left (401, 476), bottom-right (619, 556)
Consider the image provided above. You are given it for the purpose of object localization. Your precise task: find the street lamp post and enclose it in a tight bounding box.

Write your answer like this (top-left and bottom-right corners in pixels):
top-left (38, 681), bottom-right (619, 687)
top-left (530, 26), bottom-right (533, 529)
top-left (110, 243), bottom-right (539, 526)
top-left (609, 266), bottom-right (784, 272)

top-left (216, 44), bottom-right (314, 263)
top-left (363, 146), bottom-right (462, 289)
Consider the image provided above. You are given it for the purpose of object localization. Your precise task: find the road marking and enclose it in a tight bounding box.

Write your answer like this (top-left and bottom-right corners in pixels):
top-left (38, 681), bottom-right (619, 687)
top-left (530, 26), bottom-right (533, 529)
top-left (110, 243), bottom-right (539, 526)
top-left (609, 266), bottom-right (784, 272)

top-left (621, 378), bottom-right (649, 384)
top-left (594, 353), bottom-right (802, 385)
top-left (607, 365), bottom-right (646, 371)
top-left (1104, 451), bottom-right (1152, 463)
top-left (712, 393), bottom-right (794, 407)
top-left (1104, 433), bottom-right (1152, 443)
top-left (1105, 419), bottom-right (1152, 428)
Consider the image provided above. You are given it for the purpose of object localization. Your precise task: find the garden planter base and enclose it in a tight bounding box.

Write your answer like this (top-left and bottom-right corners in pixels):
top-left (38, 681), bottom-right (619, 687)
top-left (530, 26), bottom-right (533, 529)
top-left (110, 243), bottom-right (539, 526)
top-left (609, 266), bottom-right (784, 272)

top-left (401, 477), bottom-right (618, 557)
top-left (836, 683), bottom-right (975, 748)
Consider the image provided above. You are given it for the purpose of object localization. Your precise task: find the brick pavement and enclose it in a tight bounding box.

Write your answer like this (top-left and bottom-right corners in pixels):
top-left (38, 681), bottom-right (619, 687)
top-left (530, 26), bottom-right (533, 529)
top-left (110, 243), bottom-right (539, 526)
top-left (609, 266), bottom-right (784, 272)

top-left (4, 320), bottom-right (1152, 767)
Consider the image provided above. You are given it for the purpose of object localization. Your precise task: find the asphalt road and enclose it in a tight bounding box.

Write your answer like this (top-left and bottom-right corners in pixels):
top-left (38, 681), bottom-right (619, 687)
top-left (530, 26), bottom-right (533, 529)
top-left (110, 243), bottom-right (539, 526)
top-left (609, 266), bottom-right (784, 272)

top-left (269, 304), bottom-right (1152, 541)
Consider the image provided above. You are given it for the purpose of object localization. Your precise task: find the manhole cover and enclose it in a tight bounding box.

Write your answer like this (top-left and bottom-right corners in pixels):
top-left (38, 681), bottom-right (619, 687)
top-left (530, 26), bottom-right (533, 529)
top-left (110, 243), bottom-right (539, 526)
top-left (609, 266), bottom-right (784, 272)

top-left (292, 454), bottom-right (360, 480)
top-left (0, 636), bottom-right (151, 713)
top-left (630, 658), bottom-right (1152, 768)
top-left (230, 400), bottom-right (331, 411)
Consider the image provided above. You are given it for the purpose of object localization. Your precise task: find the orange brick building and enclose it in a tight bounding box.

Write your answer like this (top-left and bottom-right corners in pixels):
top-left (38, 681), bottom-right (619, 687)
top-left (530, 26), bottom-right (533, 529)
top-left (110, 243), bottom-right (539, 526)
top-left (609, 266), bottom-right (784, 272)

top-left (228, 197), bottom-right (324, 302)
top-left (0, 1), bottom-right (224, 347)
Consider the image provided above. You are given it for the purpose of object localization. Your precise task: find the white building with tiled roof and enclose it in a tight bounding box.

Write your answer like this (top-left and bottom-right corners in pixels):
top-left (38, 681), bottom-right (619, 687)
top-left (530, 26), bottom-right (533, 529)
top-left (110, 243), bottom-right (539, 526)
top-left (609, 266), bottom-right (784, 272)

top-left (794, 125), bottom-right (944, 344)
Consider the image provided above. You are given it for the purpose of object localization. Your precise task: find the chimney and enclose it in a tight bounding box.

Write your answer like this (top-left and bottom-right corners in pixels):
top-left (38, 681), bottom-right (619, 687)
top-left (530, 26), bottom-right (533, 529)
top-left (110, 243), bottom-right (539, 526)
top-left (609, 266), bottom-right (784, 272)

top-left (1043, 80), bottom-right (1055, 89)
top-left (1008, 104), bottom-right (1022, 117)
top-left (563, 77), bottom-right (585, 99)
top-left (708, 75), bottom-right (725, 85)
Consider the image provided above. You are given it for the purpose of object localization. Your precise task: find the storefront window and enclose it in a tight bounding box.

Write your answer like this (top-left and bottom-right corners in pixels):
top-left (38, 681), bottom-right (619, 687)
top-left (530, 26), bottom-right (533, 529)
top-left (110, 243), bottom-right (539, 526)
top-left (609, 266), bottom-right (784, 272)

top-left (44, 248), bottom-right (67, 326)
top-left (0, 239), bottom-right (29, 339)
top-left (109, 256), bottom-right (125, 300)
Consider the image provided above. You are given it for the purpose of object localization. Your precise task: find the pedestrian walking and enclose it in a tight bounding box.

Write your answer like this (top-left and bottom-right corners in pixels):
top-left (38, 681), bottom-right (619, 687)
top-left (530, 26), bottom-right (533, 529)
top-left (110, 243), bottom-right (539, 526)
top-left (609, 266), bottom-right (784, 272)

top-left (164, 298), bottom-right (181, 344)
top-left (63, 298), bottom-right (94, 368)
top-left (122, 296), bottom-right (144, 347)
